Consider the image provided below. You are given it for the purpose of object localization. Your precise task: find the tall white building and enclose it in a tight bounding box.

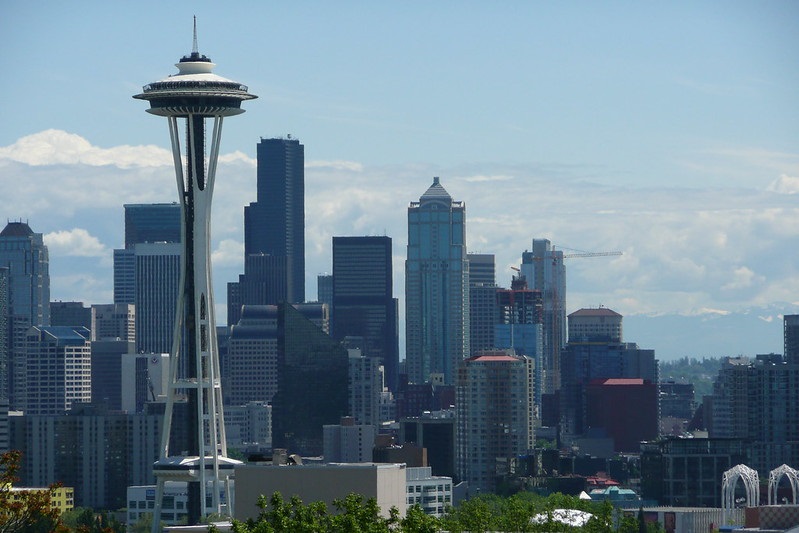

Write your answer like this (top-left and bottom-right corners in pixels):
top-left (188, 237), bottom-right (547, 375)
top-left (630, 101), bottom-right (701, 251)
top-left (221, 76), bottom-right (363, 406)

top-left (405, 177), bottom-right (469, 385)
top-left (348, 349), bottom-right (384, 426)
top-left (25, 326), bottom-right (91, 415)
top-left (456, 351), bottom-right (535, 494)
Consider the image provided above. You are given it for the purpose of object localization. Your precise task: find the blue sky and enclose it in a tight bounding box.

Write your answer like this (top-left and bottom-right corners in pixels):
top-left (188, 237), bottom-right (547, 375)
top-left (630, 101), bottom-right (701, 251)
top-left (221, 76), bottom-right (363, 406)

top-left (1, 2), bottom-right (798, 358)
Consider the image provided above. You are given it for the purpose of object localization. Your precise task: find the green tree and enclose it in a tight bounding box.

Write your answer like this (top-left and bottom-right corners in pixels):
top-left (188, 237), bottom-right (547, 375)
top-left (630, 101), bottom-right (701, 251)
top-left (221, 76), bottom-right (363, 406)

top-left (0, 450), bottom-right (67, 533)
top-left (400, 505), bottom-right (439, 533)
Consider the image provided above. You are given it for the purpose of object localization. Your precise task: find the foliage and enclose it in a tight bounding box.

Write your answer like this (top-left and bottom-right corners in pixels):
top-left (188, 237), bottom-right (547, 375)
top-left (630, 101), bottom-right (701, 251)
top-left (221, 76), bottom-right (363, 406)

top-left (232, 489), bottom-right (667, 533)
top-left (659, 356), bottom-right (722, 399)
top-left (0, 450), bottom-right (67, 533)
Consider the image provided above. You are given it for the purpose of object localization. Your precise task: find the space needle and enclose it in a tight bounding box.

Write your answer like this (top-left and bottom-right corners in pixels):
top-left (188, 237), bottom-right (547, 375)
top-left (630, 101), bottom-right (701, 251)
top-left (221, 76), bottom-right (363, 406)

top-left (134, 18), bottom-right (256, 528)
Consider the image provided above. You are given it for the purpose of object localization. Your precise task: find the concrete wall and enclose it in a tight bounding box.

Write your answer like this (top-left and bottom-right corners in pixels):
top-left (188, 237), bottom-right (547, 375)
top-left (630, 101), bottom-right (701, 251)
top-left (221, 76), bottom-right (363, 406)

top-left (234, 463), bottom-right (407, 521)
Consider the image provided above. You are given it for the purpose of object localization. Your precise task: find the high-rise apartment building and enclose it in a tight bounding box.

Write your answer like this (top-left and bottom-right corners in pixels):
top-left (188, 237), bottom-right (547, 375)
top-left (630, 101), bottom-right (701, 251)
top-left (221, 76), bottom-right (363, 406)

top-left (236, 137), bottom-right (305, 312)
top-left (272, 303), bottom-right (348, 456)
top-left (405, 177), bottom-right (469, 385)
top-left (707, 333), bottom-right (799, 475)
top-left (332, 236), bottom-right (399, 392)
top-left (25, 326), bottom-right (91, 415)
top-left (0, 221), bottom-right (50, 411)
top-left (520, 239), bottom-right (565, 395)
top-left (456, 352), bottom-right (535, 494)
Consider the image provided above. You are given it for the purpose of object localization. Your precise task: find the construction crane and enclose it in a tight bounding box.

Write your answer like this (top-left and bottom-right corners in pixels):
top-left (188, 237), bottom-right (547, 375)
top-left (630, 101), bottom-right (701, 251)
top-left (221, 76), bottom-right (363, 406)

top-left (561, 251), bottom-right (623, 259)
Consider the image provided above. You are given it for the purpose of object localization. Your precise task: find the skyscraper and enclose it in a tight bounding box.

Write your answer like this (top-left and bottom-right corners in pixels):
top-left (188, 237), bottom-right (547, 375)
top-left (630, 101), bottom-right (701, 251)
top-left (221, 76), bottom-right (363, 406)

top-left (133, 242), bottom-right (181, 355)
top-left (0, 221), bottom-right (50, 411)
top-left (332, 236), bottom-right (399, 392)
top-left (271, 302), bottom-right (348, 456)
top-left (124, 203), bottom-right (181, 249)
top-left (520, 239), bottom-right (565, 395)
top-left (467, 253), bottom-right (497, 356)
top-left (114, 203), bottom-right (182, 305)
top-left (405, 177), bottom-right (469, 385)
top-left (240, 137), bottom-right (305, 304)
top-left (784, 314), bottom-right (799, 365)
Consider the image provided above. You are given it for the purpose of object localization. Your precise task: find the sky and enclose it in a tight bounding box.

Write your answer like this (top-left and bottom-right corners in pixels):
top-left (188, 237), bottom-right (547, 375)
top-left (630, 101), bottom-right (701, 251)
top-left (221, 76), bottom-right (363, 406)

top-left (1, 1), bottom-right (798, 359)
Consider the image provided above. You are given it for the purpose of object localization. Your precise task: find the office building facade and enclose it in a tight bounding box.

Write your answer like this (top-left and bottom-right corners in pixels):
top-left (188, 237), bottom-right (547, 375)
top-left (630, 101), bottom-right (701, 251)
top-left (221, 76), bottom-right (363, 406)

top-left (405, 177), bottom-right (469, 385)
top-left (332, 236), bottom-right (399, 392)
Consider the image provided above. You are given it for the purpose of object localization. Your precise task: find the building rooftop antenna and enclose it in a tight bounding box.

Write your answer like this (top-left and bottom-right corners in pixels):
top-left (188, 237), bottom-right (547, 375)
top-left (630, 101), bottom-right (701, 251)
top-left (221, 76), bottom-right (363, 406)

top-left (192, 16), bottom-right (199, 55)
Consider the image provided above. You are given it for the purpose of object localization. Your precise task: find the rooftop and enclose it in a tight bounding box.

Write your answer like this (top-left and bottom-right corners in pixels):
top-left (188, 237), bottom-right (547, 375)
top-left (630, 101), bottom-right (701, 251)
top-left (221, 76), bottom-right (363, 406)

top-left (569, 307), bottom-right (622, 318)
top-left (0, 221), bottom-right (35, 237)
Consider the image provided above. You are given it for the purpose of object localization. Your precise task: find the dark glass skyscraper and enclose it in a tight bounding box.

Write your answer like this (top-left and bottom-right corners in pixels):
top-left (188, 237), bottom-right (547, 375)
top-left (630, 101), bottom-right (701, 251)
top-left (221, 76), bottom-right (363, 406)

top-left (243, 137), bottom-right (305, 304)
top-left (332, 236), bottom-right (399, 392)
top-left (271, 303), bottom-right (348, 456)
top-left (124, 203), bottom-right (181, 249)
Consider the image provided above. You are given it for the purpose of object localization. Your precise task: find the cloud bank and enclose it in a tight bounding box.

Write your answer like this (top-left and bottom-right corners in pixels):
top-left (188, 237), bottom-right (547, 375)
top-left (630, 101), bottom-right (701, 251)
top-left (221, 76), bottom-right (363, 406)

top-left (2, 131), bottom-right (798, 358)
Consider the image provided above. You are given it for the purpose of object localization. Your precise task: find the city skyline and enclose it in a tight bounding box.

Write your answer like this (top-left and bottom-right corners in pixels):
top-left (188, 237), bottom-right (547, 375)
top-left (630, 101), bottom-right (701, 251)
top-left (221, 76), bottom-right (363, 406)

top-left (1, 3), bottom-right (797, 360)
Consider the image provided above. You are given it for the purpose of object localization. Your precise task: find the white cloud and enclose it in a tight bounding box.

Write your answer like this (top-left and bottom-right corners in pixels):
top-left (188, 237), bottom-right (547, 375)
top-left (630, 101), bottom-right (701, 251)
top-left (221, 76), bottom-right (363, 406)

top-left (306, 160), bottom-right (364, 172)
top-left (4, 130), bottom-right (799, 326)
top-left (0, 129), bottom-right (172, 168)
top-left (44, 228), bottom-right (108, 257)
top-left (767, 174), bottom-right (799, 194)
top-left (212, 239), bottom-right (245, 268)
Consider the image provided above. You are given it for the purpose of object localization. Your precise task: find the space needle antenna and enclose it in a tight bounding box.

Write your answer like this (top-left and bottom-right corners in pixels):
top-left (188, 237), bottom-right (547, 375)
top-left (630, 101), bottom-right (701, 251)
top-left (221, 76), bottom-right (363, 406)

top-left (192, 15), bottom-right (199, 54)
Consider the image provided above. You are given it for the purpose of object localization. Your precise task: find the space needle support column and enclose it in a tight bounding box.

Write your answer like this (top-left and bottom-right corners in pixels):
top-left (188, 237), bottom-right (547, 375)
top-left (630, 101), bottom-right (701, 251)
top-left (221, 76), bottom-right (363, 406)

top-left (134, 19), bottom-right (256, 530)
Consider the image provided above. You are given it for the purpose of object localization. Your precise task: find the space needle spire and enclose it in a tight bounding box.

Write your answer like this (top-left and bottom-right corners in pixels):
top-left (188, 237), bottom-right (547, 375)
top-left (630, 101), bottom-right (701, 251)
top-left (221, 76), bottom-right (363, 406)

top-left (134, 19), bottom-right (256, 529)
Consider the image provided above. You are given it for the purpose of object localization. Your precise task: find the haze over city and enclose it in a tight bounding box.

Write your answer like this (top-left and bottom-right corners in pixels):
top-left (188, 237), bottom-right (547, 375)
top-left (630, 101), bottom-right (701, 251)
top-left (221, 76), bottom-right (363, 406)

top-left (1, 1), bottom-right (797, 359)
